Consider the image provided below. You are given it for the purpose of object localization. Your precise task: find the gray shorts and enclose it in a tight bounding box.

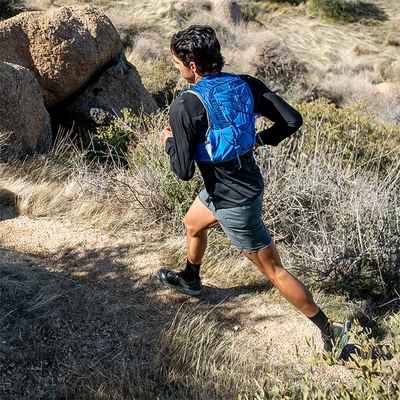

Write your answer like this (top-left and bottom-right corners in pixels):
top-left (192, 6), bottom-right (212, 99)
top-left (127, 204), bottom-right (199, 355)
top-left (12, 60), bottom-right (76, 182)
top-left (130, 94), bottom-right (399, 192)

top-left (198, 189), bottom-right (272, 253)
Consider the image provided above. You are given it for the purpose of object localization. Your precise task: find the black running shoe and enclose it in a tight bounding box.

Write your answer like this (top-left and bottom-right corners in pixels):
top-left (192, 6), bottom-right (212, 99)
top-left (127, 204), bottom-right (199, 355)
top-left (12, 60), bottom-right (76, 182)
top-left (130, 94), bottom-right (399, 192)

top-left (322, 320), bottom-right (351, 357)
top-left (157, 269), bottom-right (203, 296)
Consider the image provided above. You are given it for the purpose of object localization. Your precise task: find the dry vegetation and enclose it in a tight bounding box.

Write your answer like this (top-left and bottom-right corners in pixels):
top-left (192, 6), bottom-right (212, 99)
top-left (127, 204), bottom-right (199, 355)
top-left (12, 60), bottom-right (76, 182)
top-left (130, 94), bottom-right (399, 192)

top-left (1, 0), bottom-right (400, 398)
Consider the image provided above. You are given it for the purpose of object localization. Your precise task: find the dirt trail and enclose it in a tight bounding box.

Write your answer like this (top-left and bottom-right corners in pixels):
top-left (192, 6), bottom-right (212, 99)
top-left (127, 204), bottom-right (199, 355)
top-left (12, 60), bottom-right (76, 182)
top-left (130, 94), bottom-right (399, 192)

top-left (0, 205), bottom-right (351, 396)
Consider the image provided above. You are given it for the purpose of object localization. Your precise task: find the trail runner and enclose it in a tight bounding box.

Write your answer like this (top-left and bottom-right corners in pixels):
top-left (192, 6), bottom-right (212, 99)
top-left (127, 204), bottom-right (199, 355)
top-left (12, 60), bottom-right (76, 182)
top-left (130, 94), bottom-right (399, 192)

top-left (157, 25), bottom-right (351, 355)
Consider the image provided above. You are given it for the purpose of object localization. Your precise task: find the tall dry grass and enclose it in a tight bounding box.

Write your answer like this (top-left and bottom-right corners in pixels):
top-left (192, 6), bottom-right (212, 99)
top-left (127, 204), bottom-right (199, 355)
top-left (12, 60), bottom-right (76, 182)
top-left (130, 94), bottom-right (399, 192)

top-left (0, 128), bottom-right (156, 232)
top-left (156, 306), bottom-right (268, 399)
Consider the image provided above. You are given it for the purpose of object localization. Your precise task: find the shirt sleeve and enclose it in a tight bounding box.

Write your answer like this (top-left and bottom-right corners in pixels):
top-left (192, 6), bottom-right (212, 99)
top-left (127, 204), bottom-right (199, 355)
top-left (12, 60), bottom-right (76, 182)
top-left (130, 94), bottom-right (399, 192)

top-left (240, 75), bottom-right (303, 147)
top-left (164, 97), bottom-right (197, 181)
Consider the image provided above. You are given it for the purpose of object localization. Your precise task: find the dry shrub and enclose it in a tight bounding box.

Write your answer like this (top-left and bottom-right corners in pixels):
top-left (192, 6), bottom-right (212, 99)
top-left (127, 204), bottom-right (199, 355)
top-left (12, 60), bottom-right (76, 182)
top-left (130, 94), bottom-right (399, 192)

top-left (318, 73), bottom-right (378, 106)
top-left (256, 100), bottom-right (400, 311)
top-left (254, 40), bottom-right (313, 102)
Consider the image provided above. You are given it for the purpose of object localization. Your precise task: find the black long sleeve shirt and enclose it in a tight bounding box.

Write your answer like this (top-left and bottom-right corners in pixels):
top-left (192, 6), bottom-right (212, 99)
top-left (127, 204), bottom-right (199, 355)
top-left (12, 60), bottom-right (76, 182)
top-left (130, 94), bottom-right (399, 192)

top-left (165, 75), bottom-right (303, 209)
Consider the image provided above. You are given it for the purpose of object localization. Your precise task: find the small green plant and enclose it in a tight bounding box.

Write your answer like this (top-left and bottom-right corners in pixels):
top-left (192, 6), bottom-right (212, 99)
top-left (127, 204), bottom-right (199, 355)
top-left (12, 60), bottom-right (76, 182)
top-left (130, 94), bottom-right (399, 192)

top-left (83, 108), bottom-right (142, 160)
top-left (243, 316), bottom-right (400, 399)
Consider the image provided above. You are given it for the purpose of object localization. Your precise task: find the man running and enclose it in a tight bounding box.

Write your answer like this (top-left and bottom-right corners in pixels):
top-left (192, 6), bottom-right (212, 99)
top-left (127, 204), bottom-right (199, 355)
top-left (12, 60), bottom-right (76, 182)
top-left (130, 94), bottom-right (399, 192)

top-left (157, 25), bottom-right (350, 355)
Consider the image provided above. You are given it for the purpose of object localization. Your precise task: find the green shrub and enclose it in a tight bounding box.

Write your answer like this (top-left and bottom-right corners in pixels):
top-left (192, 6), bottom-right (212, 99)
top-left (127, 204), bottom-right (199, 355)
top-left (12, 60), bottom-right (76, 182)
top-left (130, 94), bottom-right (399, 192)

top-left (294, 98), bottom-right (399, 171)
top-left (309, 0), bottom-right (388, 23)
top-left (242, 316), bottom-right (400, 399)
top-left (82, 108), bottom-right (141, 160)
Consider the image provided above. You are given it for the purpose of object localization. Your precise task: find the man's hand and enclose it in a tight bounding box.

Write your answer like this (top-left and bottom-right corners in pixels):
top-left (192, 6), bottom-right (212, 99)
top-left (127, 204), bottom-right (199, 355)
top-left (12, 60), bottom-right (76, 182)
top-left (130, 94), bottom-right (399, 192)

top-left (161, 126), bottom-right (173, 146)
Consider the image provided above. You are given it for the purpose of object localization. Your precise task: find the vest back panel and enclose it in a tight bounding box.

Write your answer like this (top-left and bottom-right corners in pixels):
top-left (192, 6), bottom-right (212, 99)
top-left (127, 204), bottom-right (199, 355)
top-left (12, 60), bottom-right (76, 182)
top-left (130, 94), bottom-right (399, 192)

top-left (186, 72), bottom-right (256, 164)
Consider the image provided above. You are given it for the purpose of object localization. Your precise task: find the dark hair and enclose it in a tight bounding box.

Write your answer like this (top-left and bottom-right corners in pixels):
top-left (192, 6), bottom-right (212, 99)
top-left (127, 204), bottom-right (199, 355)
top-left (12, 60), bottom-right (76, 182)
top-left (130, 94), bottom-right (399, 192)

top-left (171, 25), bottom-right (225, 75)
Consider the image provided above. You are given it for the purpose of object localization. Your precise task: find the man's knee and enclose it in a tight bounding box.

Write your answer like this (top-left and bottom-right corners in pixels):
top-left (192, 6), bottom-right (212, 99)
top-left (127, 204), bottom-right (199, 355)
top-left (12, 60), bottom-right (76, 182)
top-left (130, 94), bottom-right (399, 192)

top-left (183, 215), bottom-right (199, 237)
top-left (183, 215), bottom-right (190, 230)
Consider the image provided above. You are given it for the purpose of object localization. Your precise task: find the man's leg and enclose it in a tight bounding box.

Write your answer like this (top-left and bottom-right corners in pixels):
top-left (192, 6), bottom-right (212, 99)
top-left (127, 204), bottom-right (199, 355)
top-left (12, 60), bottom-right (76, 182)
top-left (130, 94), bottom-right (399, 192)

top-left (242, 241), bottom-right (319, 317)
top-left (157, 196), bottom-right (218, 295)
top-left (183, 196), bottom-right (219, 264)
top-left (243, 242), bottom-right (351, 354)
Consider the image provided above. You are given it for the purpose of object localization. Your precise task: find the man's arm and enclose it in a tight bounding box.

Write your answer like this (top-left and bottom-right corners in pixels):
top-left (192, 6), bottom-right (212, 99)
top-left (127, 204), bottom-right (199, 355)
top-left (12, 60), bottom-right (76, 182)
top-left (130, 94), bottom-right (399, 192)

top-left (255, 91), bottom-right (303, 146)
top-left (164, 99), bottom-right (197, 181)
top-left (240, 75), bottom-right (303, 147)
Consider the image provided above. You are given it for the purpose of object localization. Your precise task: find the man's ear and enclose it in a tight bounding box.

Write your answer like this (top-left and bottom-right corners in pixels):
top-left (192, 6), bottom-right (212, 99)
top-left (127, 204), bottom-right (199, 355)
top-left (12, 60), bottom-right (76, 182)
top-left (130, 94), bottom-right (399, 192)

top-left (189, 61), bottom-right (200, 73)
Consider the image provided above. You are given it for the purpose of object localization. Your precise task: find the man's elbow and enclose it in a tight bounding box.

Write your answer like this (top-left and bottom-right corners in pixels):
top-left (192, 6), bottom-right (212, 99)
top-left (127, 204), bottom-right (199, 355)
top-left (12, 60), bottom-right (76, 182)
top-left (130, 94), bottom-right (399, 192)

top-left (173, 169), bottom-right (194, 181)
top-left (179, 174), bottom-right (192, 182)
top-left (289, 113), bottom-right (303, 132)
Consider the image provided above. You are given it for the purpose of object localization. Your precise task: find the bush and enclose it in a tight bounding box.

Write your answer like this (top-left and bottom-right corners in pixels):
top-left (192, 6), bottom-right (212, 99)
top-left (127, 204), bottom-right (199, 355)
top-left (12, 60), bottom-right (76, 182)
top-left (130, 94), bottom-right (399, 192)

top-left (255, 99), bottom-right (400, 310)
top-left (254, 41), bottom-right (311, 100)
top-left (243, 316), bottom-right (400, 399)
top-left (82, 108), bottom-right (142, 160)
top-left (309, 0), bottom-right (388, 23)
top-left (295, 99), bottom-right (399, 171)
top-left (0, 0), bottom-right (23, 20)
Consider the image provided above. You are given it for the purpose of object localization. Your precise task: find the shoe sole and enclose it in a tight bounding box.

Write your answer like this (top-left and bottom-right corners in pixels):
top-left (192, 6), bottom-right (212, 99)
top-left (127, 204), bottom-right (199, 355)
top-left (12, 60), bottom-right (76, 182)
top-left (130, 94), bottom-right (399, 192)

top-left (334, 321), bottom-right (352, 357)
top-left (157, 276), bottom-right (204, 296)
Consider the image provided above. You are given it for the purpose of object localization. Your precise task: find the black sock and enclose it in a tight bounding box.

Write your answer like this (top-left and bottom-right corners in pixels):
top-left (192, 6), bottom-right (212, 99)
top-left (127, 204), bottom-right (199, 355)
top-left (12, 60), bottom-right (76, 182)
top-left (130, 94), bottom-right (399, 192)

top-left (182, 260), bottom-right (201, 282)
top-left (308, 308), bottom-right (331, 336)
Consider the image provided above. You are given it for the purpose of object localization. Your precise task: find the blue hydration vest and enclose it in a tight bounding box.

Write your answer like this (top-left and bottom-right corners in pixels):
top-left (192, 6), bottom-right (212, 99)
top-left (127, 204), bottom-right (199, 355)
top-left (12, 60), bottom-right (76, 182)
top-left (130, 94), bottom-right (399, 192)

top-left (185, 72), bottom-right (257, 168)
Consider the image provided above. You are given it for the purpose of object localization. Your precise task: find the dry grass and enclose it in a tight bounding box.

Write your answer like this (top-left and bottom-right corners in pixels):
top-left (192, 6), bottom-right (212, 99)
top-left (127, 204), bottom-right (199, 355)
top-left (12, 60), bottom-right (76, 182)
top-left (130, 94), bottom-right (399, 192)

top-left (156, 306), bottom-right (268, 399)
top-left (0, 132), bottom-right (154, 233)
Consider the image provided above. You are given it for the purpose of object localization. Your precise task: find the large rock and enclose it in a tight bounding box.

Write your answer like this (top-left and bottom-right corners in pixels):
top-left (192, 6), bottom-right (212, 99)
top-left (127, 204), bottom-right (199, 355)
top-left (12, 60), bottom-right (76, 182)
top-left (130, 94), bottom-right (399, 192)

top-left (0, 61), bottom-right (51, 155)
top-left (0, 6), bottom-right (122, 108)
top-left (211, 0), bottom-right (243, 23)
top-left (54, 56), bottom-right (158, 132)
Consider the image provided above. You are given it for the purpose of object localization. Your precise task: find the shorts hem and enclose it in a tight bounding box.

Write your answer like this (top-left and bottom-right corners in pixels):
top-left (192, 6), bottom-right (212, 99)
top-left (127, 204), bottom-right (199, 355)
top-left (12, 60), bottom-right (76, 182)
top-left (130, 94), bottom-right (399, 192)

top-left (241, 239), bottom-right (273, 254)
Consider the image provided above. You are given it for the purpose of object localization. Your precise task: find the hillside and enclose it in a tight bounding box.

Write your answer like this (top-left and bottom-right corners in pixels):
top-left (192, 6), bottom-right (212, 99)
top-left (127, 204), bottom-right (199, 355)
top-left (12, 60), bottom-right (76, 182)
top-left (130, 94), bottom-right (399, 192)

top-left (22, 0), bottom-right (400, 125)
top-left (1, 0), bottom-right (400, 398)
